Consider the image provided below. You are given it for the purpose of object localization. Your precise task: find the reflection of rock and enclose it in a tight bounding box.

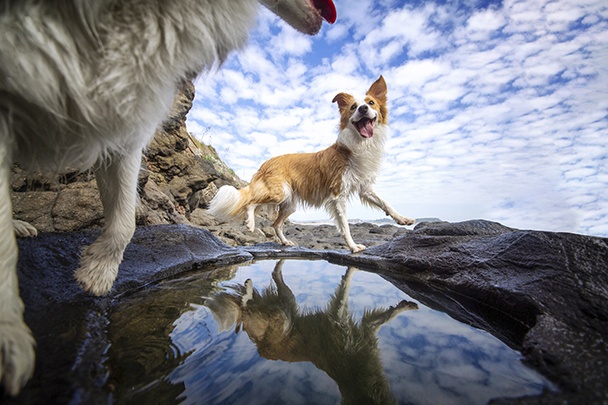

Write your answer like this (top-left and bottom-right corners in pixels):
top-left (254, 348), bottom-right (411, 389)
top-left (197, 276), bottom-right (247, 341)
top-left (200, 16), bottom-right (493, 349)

top-left (10, 220), bottom-right (608, 404)
top-left (205, 260), bottom-right (417, 405)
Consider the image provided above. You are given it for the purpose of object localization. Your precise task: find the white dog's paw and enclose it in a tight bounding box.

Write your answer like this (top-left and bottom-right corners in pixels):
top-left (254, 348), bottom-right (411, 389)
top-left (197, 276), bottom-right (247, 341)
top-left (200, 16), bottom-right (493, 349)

top-left (13, 220), bottom-right (38, 238)
top-left (74, 247), bottom-right (120, 296)
top-left (282, 240), bottom-right (296, 247)
top-left (394, 216), bottom-right (415, 226)
top-left (350, 244), bottom-right (366, 253)
top-left (0, 322), bottom-right (35, 396)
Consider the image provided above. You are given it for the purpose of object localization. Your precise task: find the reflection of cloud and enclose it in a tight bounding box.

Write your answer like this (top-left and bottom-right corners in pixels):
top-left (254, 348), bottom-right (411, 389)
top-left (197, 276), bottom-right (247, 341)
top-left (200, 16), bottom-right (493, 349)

top-left (168, 260), bottom-right (553, 404)
top-left (187, 0), bottom-right (608, 236)
top-left (380, 311), bottom-right (552, 405)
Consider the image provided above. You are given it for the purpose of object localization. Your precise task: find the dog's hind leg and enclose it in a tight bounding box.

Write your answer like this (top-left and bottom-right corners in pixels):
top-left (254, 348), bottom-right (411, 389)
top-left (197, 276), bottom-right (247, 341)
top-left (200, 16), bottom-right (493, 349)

top-left (272, 260), bottom-right (297, 305)
top-left (74, 152), bottom-right (141, 296)
top-left (273, 202), bottom-right (296, 246)
top-left (0, 142), bottom-right (35, 396)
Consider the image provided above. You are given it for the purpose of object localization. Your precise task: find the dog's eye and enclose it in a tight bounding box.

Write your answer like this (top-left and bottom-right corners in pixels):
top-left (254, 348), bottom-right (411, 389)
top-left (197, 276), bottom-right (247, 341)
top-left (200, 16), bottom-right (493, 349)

top-left (368, 100), bottom-right (375, 106)
top-left (350, 103), bottom-right (357, 111)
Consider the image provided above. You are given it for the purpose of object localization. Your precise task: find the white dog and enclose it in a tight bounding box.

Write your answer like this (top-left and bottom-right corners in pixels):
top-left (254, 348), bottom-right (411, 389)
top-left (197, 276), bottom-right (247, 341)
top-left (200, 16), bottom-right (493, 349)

top-left (0, 0), bottom-right (335, 396)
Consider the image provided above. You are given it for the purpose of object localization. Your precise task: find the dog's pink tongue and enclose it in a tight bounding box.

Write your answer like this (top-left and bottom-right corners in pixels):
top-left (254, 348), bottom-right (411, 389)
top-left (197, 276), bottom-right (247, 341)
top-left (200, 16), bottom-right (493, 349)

top-left (358, 119), bottom-right (374, 138)
top-left (313, 0), bottom-right (337, 24)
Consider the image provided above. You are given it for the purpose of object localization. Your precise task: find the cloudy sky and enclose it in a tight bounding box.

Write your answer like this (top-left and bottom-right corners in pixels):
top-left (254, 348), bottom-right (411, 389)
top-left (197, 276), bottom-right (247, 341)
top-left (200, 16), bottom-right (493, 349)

top-left (186, 0), bottom-right (608, 237)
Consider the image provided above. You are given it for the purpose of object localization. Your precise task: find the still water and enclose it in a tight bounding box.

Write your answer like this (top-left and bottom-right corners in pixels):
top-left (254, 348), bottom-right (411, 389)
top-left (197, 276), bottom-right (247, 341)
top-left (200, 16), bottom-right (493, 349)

top-left (106, 259), bottom-right (554, 404)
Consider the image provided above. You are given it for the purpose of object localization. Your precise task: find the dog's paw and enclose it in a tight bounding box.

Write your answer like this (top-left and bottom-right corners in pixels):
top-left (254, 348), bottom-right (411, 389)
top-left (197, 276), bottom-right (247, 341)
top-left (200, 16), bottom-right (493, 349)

top-left (350, 244), bottom-right (366, 253)
top-left (395, 300), bottom-right (419, 311)
top-left (394, 216), bottom-right (415, 226)
top-left (74, 247), bottom-right (120, 296)
top-left (282, 240), bottom-right (296, 247)
top-left (13, 220), bottom-right (38, 238)
top-left (0, 322), bottom-right (35, 396)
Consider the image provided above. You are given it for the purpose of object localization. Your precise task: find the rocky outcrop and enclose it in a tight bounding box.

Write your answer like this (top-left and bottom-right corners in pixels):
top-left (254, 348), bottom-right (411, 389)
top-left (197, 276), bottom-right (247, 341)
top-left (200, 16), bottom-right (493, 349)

top-left (10, 80), bottom-right (243, 233)
top-left (341, 220), bottom-right (608, 404)
top-left (7, 220), bottom-right (608, 404)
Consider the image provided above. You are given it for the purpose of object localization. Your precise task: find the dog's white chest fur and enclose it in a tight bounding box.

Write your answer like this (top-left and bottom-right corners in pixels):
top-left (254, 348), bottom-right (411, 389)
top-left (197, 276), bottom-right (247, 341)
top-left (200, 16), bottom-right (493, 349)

top-left (338, 125), bottom-right (387, 196)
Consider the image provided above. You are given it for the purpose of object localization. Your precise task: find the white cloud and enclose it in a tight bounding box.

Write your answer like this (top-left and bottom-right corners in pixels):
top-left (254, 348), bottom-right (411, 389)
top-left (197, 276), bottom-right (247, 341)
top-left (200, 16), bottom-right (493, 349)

top-left (186, 0), bottom-right (608, 237)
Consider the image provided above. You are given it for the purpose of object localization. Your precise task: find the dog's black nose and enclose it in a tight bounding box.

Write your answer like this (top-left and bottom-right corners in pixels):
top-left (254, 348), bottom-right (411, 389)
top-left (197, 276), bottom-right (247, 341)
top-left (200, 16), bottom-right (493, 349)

top-left (358, 104), bottom-right (369, 114)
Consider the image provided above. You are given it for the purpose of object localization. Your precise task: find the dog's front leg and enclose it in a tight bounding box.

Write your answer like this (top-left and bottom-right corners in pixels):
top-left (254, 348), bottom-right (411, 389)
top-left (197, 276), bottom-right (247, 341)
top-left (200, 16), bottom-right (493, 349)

top-left (363, 300), bottom-right (418, 334)
top-left (359, 187), bottom-right (415, 226)
top-left (327, 197), bottom-right (366, 253)
top-left (0, 147), bottom-right (35, 396)
top-left (74, 152), bottom-right (141, 296)
top-left (332, 267), bottom-right (357, 320)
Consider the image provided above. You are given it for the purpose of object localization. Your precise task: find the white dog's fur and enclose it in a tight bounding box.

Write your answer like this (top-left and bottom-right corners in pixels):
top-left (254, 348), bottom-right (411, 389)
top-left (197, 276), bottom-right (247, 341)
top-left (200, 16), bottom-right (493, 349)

top-left (0, 0), bottom-right (333, 396)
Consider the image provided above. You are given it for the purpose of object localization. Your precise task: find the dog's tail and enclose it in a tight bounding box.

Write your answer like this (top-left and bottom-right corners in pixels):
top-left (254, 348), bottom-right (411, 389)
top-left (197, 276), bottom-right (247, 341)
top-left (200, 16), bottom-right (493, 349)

top-left (207, 185), bottom-right (250, 220)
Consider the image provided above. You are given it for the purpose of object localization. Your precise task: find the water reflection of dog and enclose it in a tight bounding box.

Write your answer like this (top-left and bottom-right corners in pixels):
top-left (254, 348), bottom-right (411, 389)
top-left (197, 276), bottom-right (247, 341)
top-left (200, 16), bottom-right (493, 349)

top-left (205, 260), bottom-right (418, 405)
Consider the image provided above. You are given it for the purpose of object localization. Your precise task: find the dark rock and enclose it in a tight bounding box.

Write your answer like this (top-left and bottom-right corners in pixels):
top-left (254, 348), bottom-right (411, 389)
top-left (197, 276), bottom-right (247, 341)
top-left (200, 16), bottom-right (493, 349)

top-left (5, 219), bottom-right (608, 404)
top-left (333, 219), bottom-right (608, 404)
top-left (9, 225), bottom-right (250, 404)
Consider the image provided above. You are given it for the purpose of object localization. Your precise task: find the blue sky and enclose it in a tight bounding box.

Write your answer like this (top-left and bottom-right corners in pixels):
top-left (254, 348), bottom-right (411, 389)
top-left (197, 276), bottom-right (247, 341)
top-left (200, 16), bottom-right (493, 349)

top-left (186, 0), bottom-right (608, 237)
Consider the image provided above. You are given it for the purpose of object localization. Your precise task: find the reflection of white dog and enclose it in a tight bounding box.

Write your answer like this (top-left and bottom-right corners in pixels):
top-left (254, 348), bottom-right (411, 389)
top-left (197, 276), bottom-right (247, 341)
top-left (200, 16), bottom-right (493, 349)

top-left (0, 0), bottom-right (336, 396)
top-left (206, 261), bottom-right (418, 404)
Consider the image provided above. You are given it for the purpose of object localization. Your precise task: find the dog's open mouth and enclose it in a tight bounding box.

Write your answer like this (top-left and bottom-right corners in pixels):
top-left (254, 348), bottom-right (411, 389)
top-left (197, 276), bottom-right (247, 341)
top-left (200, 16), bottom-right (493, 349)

top-left (313, 0), bottom-right (337, 24)
top-left (354, 117), bottom-right (376, 138)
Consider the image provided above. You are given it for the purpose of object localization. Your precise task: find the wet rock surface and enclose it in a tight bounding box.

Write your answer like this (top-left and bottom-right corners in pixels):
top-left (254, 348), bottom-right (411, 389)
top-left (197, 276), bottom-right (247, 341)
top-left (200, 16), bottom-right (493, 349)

top-left (4, 219), bottom-right (607, 404)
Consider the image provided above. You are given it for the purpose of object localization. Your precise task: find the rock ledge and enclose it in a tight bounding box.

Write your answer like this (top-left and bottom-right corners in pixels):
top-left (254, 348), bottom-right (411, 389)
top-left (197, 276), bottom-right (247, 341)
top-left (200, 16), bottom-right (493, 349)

top-left (6, 220), bottom-right (608, 404)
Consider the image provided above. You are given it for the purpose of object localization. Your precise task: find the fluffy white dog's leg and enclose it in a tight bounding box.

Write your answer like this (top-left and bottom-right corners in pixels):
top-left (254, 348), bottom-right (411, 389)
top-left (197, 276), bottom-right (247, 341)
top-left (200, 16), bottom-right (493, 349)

top-left (13, 220), bottom-right (38, 238)
top-left (0, 143), bottom-right (36, 396)
top-left (74, 151), bottom-right (141, 296)
top-left (327, 197), bottom-right (366, 253)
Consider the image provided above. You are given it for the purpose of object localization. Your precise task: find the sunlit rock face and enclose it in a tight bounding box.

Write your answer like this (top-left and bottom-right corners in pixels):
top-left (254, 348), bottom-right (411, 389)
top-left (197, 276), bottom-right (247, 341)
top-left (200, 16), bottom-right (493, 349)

top-left (10, 80), bottom-right (243, 233)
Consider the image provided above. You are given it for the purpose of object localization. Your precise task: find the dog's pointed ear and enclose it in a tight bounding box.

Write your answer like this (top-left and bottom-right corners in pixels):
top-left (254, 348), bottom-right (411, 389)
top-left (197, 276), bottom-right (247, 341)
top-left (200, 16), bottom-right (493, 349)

top-left (367, 75), bottom-right (387, 103)
top-left (332, 92), bottom-right (350, 109)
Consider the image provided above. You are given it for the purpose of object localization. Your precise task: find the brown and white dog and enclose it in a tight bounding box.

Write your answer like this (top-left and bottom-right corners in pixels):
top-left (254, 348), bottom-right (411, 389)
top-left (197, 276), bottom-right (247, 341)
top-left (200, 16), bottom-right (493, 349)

top-left (0, 0), bottom-right (335, 396)
top-left (208, 76), bottom-right (414, 252)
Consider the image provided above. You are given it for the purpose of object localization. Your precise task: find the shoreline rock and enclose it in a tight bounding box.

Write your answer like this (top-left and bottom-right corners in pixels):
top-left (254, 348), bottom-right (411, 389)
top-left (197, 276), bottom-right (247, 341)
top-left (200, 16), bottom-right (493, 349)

top-left (6, 220), bottom-right (608, 404)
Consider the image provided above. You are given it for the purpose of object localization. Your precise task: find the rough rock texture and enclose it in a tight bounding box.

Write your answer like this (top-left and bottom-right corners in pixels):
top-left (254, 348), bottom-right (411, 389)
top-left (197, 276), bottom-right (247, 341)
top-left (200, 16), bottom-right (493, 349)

top-left (10, 80), bottom-right (243, 233)
top-left (337, 220), bottom-right (608, 404)
top-left (207, 219), bottom-right (413, 250)
top-left (5, 220), bottom-right (608, 404)
top-left (9, 225), bottom-right (251, 404)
